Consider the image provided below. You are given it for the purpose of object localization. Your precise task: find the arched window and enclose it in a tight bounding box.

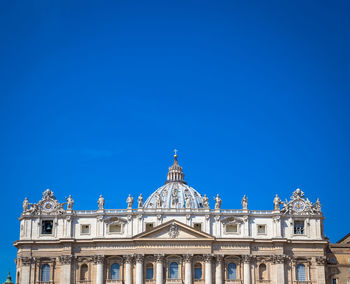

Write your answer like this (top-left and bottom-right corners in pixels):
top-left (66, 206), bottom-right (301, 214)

top-left (169, 262), bottom-right (178, 279)
top-left (146, 263), bottom-right (154, 280)
top-left (111, 263), bottom-right (120, 280)
top-left (41, 264), bottom-right (50, 282)
top-left (194, 263), bottom-right (202, 280)
top-left (296, 264), bottom-right (306, 281)
top-left (227, 263), bottom-right (237, 280)
top-left (259, 263), bottom-right (267, 280)
top-left (80, 264), bottom-right (88, 281)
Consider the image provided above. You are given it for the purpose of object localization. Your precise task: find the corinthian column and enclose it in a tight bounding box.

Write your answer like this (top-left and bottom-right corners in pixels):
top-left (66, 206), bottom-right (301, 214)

top-left (124, 255), bottom-right (134, 284)
top-left (183, 255), bottom-right (192, 284)
top-left (272, 255), bottom-right (286, 284)
top-left (93, 255), bottom-right (105, 284)
top-left (155, 255), bottom-right (164, 284)
top-left (59, 255), bottom-right (73, 284)
top-left (242, 255), bottom-right (251, 284)
top-left (204, 255), bottom-right (213, 284)
top-left (215, 255), bottom-right (223, 284)
top-left (135, 254), bottom-right (144, 284)
top-left (20, 257), bottom-right (32, 284)
top-left (315, 256), bottom-right (327, 284)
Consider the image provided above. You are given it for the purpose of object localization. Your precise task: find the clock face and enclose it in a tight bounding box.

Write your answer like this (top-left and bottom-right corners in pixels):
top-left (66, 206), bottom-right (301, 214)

top-left (293, 201), bottom-right (305, 212)
top-left (42, 201), bottom-right (54, 212)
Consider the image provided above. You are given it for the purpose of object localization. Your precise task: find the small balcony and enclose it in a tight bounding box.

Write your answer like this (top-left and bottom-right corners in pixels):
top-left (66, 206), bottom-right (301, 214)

top-left (106, 280), bottom-right (124, 284)
top-left (166, 279), bottom-right (183, 284)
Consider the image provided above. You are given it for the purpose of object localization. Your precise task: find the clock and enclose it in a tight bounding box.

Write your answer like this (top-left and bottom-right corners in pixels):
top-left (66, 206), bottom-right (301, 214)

top-left (42, 201), bottom-right (55, 212)
top-left (293, 200), bottom-right (305, 212)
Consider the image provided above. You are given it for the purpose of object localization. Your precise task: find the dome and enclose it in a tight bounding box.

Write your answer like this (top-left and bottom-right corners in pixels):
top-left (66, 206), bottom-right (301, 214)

top-left (144, 153), bottom-right (204, 209)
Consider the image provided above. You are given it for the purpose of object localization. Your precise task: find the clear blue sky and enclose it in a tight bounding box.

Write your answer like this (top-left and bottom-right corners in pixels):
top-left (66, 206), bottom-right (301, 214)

top-left (1, 0), bottom-right (349, 280)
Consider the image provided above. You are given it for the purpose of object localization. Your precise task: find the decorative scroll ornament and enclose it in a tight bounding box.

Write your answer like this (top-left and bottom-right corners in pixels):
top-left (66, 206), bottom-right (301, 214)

top-left (272, 254), bottom-right (287, 264)
top-left (20, 257), bottom-right (33, 266)
top-left (168, 223), bottom-right (179, 238)
top-left (281, 188), bottom-right (321, 215)
top-left (26, 189), bottom-right (66, 216)
top-left (183, 254), bottom-right (193, 263)
top-left (316, 256), bottom-right (327, 265)
top-left (124, 255), bottom-right (134, 264)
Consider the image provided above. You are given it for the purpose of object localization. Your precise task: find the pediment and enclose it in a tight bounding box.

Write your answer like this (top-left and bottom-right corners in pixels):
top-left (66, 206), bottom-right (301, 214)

top-left (133, 220), bottom-right (215, 240)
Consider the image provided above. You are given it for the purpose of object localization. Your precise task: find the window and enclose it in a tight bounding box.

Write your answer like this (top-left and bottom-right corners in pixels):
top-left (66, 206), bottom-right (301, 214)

top-left (296, 264), bottom-right (306, 281)
top-left (109, 224), bottom-right (122, 233)
top-left (41, 220), bottom-right (53, 235)
top-left (332, 279), bottom-right (337, 284)
top-left (81, 225), bottom-right (90, 235)
top-left (259, 263), bottom-right (267, 280)
top-left (257, 225), bottom-right (266, 234)
top-left (294, 221), bottom-right (305, 235)
top-left (41, 264), bottom-right (50, 282)
top-left (146, 263), bottom-right (154, 280)
top-left (146, 223), bottom-right (154, 232)
top-left (169, 262), bottom-right (178, 279)
top-left (80, 264), bottom-right (88, 281)
top-left (193, 223), bottom-right (202, 231)
top-left (227, 263), bottom-right (237, 280)
top-left (226, 224), bottom-right (238, 233)
top-left (194, 263), bottom-right (202, 280)
top-left (111, 263), bottom-right (120, 280)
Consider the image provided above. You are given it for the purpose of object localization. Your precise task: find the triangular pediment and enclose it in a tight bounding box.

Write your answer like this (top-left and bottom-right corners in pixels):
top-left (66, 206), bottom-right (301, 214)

top-left (133, 220), bottom-right (215, 240)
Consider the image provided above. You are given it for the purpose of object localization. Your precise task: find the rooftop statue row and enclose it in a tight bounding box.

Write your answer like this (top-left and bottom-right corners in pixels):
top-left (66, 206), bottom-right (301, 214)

top-left (21, 152), bottom-right (322, 216)
top-left (22, 188), bottom-right (321, 215)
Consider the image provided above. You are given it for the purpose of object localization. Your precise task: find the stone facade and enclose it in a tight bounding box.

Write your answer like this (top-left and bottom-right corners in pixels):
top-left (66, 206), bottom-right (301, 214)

top-left (326, 233), bottom-right (350, 284)
top-left (15, 154), bottom-right (328, 284)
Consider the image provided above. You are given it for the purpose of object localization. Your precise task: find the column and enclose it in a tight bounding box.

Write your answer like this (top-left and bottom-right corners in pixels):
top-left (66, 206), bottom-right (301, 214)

top-left (59, 255), bottom-right (73, 284)
top-left (125, 255), bottom-right (133, 284)
top-left (20, 257), bottom-right (31, 284)
top-left (204, 255), bottom-right (213, 284)
top-left (242, 255), bottom-right (251, 284)
top-left (315, 257), bottom-right (326, 284)
top-left (215, 256), bottom-right (223, 284)
top-left (273, 255), bottom-right (286, 284)
top-left (93, 255), bottom-right (104, 284)
top-left (183, 255), bottom-right (192, 284)
top-left (136, 254), bottom-right (144, 284)
top-left (155, 255), bottom-right (164, 284)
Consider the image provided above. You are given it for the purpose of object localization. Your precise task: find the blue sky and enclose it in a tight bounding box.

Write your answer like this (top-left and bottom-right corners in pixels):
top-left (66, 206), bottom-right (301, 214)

top-left (1, 0), bottom-right (350, 280)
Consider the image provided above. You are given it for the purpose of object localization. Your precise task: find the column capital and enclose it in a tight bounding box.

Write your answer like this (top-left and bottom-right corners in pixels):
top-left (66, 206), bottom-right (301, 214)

top-left (124, 255), bottom-right (134, 264)
top-left (20, 257), bottom-right (33, 266)
top-left (242, 255), bottom-right (253, 264)
top-left (203, 254), bottom-right (213, 263)
top-left (155, 254), bottom-right (164, 263)
top-left (315, 256), bottom-right (327, 265)
top-left (272, 254), bottom-right (287, 264)
top-left (183, 254), bottom-right (193, 263)
top-left (215, 255), bottom-right (224, 263)
top-left (93, 255), bottom-right (105, 264)
top-left (135, 254), bottom-right (144, 264)
top-left (59, 255), bottom-right (73, 265)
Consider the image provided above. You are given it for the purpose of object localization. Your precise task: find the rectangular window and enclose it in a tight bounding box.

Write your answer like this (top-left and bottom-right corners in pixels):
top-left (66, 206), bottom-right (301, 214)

top-left (41, 220), bottom-right (53, 235)
top-left (257, 225), bottom-right (266, 234)
top-left (81, 225), bottom-right (90, 234)
top-left (146, 223), bottom-right (154, 232)
top-left (226, 224), bottom-right (238, 233)
top-left (109, 224), bottom-right (122, 233)
top-left (332, 279), bottom-right (337, 284)
top-left (294, 221), bottom-right (305, 235)
top-left (193, 223), bottom-right (202, 231)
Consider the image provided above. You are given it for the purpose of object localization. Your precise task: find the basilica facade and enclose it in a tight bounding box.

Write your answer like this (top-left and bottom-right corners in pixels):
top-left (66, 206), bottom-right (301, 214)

top-left (15, 154), bottom-right (328, 284)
